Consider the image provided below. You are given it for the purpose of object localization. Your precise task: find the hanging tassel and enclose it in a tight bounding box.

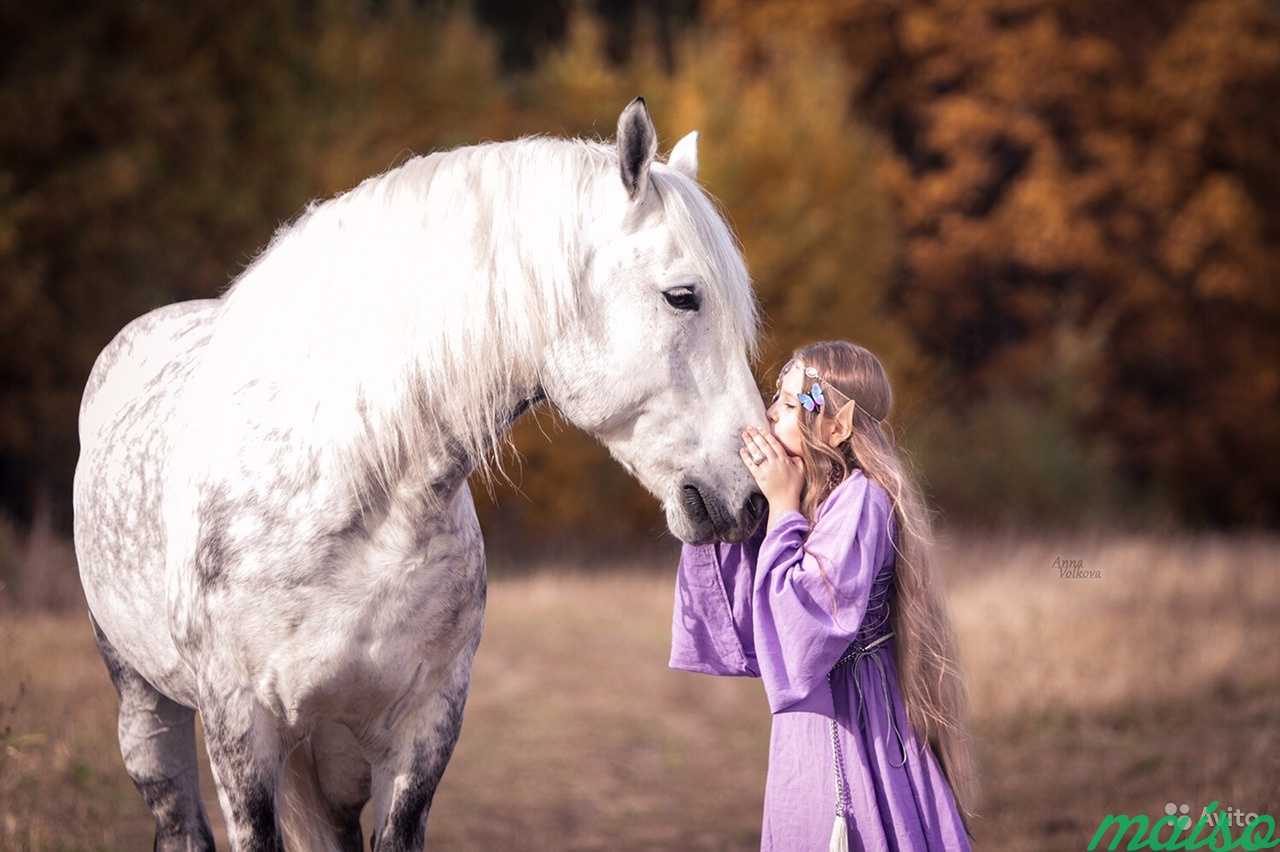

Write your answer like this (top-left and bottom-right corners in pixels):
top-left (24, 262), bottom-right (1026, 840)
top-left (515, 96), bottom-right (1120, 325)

top-left (829, 813), bottom-right (849, 852)
top-left (827, 682), bottom-right (851, 852)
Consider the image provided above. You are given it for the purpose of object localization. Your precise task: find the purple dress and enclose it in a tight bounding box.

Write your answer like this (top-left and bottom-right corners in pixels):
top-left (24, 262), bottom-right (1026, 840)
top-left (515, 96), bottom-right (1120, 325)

top-left (670, 469), bottom-right (973, 851)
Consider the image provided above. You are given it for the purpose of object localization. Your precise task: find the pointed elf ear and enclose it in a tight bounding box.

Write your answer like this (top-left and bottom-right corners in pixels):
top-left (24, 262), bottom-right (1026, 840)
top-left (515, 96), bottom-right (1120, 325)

top-left (828, 399), bottom-right (858, 446)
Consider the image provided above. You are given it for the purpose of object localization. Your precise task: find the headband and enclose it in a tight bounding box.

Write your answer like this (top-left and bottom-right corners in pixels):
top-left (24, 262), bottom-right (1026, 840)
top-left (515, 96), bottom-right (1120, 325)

top-left (779, 359), bottom-right (885, 424)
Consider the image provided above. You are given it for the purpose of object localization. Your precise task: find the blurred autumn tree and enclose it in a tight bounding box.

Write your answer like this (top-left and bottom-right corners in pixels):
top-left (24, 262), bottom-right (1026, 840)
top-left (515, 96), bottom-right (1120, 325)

top-left (709, 0), bottom-right (1280, 527)
top-left (2, 1), bottom-right (317, 528)
top-left (1, 0), bottom-right (1276, 569)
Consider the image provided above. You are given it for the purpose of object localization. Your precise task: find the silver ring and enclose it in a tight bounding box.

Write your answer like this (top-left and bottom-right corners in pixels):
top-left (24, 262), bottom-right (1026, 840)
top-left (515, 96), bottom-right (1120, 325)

top-left (751, 454), bottom-right (765, 464)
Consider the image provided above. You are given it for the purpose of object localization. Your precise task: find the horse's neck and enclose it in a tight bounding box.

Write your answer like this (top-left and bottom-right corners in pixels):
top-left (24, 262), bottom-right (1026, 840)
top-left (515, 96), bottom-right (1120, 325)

top-left (396, 383), bottom-right (547, 506)
top-left (209, 144), bottom-right (565, 508)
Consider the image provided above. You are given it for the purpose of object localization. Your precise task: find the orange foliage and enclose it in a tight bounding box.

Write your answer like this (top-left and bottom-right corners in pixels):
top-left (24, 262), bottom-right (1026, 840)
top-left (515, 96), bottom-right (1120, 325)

top-left (709, 0), bottom-right (1280, 525)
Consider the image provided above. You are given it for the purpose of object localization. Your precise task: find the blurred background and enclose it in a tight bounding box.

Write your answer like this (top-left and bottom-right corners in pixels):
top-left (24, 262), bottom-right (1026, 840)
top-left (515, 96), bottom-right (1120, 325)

top-left (1, 1), bottom-right (1277, 849)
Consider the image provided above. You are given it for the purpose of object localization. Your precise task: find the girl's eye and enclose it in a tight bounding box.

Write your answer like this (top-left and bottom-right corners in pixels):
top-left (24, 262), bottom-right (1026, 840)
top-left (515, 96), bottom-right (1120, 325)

top-left (662, 286), bottom-right (700, 312)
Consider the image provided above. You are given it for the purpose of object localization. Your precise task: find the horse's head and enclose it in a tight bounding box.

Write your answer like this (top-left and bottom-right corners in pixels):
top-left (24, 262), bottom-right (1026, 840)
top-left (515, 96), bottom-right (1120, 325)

top-left (541, 98), bottom-right (768, 545)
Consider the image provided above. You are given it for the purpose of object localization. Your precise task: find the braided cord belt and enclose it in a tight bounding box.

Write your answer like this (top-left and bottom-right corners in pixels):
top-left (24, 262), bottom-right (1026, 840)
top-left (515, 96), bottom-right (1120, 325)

top-left (826, 628), bottom-right (910, 822)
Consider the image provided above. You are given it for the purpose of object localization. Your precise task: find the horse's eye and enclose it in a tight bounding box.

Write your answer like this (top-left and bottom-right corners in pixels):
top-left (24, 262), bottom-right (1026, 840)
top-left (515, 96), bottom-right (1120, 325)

top-left (663, 286), bottom-right (700, 312)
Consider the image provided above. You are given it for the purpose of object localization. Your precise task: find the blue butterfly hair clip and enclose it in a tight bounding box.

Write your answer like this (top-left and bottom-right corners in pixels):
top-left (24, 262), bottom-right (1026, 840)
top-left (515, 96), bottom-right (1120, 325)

top-left (796, 366), bottom-right (825, 412)
top-left (797, 382), bottom-right (825, 412)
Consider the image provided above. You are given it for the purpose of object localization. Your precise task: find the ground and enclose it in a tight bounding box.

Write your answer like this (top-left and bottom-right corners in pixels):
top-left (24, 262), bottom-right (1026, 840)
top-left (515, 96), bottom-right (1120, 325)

top-left (2, 529), bottom-right (1276, 850)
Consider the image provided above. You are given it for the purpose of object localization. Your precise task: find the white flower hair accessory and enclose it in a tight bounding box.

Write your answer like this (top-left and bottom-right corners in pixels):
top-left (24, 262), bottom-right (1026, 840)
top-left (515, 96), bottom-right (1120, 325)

top-left (797, 366), bottom-right (826, 413)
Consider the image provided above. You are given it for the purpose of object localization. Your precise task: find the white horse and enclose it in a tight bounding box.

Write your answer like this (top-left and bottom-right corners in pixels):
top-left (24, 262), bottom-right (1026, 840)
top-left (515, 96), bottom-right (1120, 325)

top-left (72, 98), bottom-right (768, 851)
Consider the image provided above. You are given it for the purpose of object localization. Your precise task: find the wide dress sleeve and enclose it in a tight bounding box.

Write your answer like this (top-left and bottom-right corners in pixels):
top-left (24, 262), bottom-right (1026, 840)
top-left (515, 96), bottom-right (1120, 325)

top-left (669, 472), bottom-right (895, 715)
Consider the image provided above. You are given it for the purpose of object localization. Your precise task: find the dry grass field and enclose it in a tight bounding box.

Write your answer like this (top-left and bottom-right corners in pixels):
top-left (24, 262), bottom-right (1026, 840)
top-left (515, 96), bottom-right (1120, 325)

top-left (2, 529), bottom-right (1277, 850)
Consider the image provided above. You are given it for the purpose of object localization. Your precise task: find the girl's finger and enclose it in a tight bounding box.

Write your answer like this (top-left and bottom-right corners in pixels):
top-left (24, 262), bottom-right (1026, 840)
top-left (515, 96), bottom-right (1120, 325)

top-left (749, 430), bottom-right (776, 460)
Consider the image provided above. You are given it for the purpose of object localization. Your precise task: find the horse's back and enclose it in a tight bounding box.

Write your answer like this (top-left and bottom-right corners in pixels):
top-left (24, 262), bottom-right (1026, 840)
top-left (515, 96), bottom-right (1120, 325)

top-left (74, 298), bottom-right (222, 706)
top-left (78, 299), bottom-right (221, 441)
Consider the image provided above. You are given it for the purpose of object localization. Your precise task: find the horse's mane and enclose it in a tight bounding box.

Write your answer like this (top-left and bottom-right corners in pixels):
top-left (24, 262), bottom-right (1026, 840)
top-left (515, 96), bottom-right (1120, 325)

top-left (209, 135), bottom-right (760, 517)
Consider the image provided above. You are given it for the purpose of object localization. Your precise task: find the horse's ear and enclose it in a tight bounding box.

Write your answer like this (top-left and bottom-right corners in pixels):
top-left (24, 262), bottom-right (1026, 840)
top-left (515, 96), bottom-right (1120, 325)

top-left (668, 131), bottom-right (698, 181)
top-left (617, 96), bottom-right (658, 202)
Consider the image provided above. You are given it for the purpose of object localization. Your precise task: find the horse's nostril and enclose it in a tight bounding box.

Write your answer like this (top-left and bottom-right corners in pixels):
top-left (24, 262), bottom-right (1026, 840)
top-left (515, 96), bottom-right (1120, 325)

top-left (746, 492), bottom-right (767, 524)
top-left (682, 484), bottom-right (710, 523)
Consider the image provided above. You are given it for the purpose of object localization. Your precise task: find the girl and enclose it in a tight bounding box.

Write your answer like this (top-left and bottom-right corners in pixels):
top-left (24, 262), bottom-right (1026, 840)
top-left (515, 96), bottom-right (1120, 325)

top-left (670, 341), bottom-right (979, 851)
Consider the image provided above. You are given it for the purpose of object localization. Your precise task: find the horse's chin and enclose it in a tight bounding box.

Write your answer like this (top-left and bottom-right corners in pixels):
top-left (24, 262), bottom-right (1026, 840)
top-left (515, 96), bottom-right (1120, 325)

top-left (714, 517), bottom-right (759, 545)
top-left (665, 501), bottom-right (716, 545)
top-left (665, 498), bottom-right (756, 546)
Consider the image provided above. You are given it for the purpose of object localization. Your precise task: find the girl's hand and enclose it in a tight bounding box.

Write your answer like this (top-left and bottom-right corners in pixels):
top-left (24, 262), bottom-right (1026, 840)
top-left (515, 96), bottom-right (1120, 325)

top-left (740, 426), bottom-right (803, 512)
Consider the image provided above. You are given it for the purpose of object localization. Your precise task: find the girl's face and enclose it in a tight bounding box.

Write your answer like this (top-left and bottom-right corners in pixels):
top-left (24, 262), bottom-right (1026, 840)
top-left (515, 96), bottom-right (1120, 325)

top-left (766, 363), bottom-right (809, 457)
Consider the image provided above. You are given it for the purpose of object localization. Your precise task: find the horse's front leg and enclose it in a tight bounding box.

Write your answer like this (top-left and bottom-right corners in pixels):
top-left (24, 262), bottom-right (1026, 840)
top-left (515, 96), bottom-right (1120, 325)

top-left (198, 677), bottom-right (288, 851)
top-left (369, 662), bottom-right (474, 852)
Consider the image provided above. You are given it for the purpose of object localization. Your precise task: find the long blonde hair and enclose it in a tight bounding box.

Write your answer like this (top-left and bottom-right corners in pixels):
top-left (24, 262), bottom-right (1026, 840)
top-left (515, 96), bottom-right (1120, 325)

top-left (772, 340), bottom-right (980, 835)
